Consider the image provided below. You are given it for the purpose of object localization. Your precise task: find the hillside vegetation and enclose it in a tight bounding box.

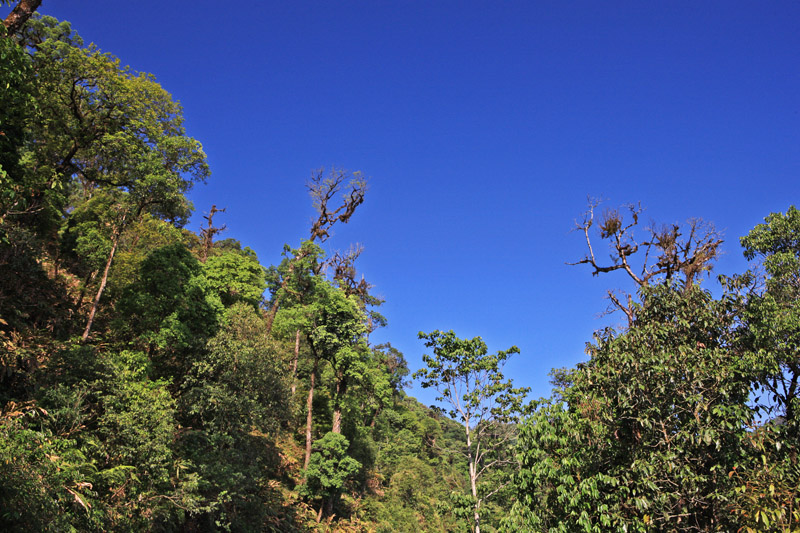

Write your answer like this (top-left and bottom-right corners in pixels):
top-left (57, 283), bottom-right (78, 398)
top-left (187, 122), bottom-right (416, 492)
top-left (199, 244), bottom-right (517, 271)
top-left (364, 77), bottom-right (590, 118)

top-left (1, 7), bottom-right (798, 532)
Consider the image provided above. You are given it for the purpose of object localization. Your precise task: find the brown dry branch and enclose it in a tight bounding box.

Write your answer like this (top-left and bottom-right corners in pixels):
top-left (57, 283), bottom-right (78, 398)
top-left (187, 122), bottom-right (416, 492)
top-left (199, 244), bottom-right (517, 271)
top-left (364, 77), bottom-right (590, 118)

top-left (265, 168), bottom-right (367, 334)
top-left (569, 198), bottom-right (723, 324)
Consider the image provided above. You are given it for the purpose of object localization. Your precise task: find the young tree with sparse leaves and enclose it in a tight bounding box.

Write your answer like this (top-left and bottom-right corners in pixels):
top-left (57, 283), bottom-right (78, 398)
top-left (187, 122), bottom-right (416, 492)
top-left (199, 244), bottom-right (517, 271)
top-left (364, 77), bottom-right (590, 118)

top-left (414, 330), bottom-right (529, 533)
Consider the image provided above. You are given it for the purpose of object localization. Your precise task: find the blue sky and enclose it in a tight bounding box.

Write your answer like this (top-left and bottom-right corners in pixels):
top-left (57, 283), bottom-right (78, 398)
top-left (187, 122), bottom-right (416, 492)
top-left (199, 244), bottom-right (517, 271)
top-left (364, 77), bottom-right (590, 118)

top-left (18, 1), bottom-right (800, 405)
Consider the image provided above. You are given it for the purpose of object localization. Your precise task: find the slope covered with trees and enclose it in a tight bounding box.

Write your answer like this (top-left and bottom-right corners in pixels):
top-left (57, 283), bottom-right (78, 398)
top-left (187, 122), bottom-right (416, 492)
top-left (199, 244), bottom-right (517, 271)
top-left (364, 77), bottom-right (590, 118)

top-left (1, 4), bottom-right (798, 532)
top-left (0, 10), bottom-right (484, 532)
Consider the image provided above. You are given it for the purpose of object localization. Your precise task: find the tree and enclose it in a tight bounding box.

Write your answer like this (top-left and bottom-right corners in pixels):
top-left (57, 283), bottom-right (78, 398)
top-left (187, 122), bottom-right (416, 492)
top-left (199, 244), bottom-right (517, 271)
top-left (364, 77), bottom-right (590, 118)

top-left (414, 330), bottom-right (529, 533)
top-left (355, 343), bottom-right (409, 428)
top-left (2, 0), bottom-right (41, 37)
top-left (115, 243), bottom-right (222, 382)
top-left (183, 302), bottom-right (288, 437)
top-left (0, 16), bottom-right (34, 212)
top-left (264, 167), bottom-right (367, 334)
top-left (570, 199), bottom-right (722, 324)
top-left (729, 206), bottom-right (800, 530)
top-left (198, 204), bottom-right (226, 263)
top-left (202, 248), bottom-right (267, 309)
top-left (511, 284), bottom-right (755, 532)
top-left (10, 16), bottom-right (209, 340)
top-left (304, 279), bottom-right (368, 436)
top-left (270, 241), bottom-right (324, 400)
top-left (327, 243), bottom-right (387, 335)
top-left (300, 431), bottom-right (361, 521)
top-left (740, 206), bottom-right (800, 430)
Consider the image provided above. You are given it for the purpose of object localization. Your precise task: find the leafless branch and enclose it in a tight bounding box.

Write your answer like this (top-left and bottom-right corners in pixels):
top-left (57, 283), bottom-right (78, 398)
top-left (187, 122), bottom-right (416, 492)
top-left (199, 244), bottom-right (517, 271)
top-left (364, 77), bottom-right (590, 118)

top-left (569, 199), bottom-right (723, 324)
top-left (308, 168), bottom-right (367, 243)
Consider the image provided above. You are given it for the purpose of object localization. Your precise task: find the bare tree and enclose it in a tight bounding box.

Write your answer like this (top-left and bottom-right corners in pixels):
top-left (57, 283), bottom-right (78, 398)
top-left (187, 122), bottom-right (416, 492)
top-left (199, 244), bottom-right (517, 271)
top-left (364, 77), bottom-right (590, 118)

top-left (307, 168), bottom-right (367, 242)
top-left (569, 198), bottom-right (722, 324)
top-left (326, 243), bottom-right (385, 335)
top-left (198, 205), bottom-right (226, 262)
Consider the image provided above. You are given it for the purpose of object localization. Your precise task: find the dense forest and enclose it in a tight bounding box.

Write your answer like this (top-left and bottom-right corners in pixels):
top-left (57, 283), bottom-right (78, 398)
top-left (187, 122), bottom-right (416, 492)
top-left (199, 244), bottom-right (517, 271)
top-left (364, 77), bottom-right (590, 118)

top-left (1, 4), bottom-right (798, 532)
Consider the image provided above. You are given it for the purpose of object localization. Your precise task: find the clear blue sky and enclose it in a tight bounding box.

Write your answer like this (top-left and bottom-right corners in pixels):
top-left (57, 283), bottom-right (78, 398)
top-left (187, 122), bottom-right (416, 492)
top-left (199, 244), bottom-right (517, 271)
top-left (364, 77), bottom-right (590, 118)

top-left (17, 1), bottom-right (800, 405)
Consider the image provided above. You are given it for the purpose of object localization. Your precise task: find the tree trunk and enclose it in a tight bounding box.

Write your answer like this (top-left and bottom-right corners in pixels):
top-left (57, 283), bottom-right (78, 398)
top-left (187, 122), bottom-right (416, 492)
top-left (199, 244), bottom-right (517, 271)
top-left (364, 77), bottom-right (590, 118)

top-left (369, 405), bottom-right (382, 428)
top-left (332, 408), bottom-right (342, 434)
top-left (290, 329), bottom-right (300, 398)
top-left (81, 223), bottom-right (122, 342)
top-left (466, 424), bottom-right (481, 533)
top-left (75, 270), bottom-right (97, 310)
top-left (304, 356), bottom-right (317, 470)
top-left (331, 376), bottom-right (345, 434)
top-left (2, 0), bottom-right (42, 37)
top-left (265, 299), bottom-right (279, 334)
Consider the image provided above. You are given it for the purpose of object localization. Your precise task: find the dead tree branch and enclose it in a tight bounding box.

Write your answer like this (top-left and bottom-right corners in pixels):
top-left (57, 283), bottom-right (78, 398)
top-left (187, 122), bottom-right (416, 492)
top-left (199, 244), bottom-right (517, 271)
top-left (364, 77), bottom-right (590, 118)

top-left (199, 204), bottom-right (226, 262)
top-left (569, 198), bottom-right (723, 324)
top-left (265, 168), bottom-right (368, 334)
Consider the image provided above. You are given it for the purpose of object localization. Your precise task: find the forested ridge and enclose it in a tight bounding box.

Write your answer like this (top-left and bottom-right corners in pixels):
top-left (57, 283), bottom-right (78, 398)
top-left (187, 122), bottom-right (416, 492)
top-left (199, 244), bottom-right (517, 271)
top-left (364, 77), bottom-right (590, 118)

top-left (1, 5), bottom-right (798, 532)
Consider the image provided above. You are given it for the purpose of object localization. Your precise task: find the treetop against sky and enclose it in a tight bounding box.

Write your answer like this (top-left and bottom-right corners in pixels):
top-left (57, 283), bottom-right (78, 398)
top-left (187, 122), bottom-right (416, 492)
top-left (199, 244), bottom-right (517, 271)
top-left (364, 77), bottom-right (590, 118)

top-left (11, 0), bottom-right (799, 403)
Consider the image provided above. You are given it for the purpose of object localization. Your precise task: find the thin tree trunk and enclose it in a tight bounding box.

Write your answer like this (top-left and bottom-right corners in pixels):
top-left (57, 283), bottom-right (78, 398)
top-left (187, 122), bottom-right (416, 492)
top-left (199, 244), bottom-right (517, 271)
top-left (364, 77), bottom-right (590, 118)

top-left (81, 215), bottom-right (125, 342)
top-left (81, 233), bottom-right (119, 341)
top-left (369, 406), bottom-right (381, 428)
top-left (265, 299), bottom-right (280, 334)
top-left (331, 379), bottom-right (342, 433)
top-left (332, 408), bottom-right (342, 434)
top-left (331, 376), bottom-right (345, 434)
top-left (304, 356), bottom-right (317, 470)
top-left (466, 424), bottom-right (481, 533)
top-left (290, 329), bottom-right (300, 398)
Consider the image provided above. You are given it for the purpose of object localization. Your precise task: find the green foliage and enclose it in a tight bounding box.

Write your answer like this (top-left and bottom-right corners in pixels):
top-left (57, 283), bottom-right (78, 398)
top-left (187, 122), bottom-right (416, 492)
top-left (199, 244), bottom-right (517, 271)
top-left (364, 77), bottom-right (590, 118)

top-left (106, 214), bottom-right (187, 299)
top-left (363, 396), bottom-right (470, 532)
top-left (301, 432), bottom-right (361, 515)
top-left (18, 10), bottom-right (798, 533)
top-left (0, 222), bottom-right (73, 347)
top-left (415, 330), bottom-right (529, 532)
top-left (511, 284), bottom-right (755, 531)
top-left (179, 305), bottom-right (291, 532)
top-left (183, 303), bottom-right (288, 436)
top-left (731, 206), bottom-right (800, 531)
top-left (0, 403), bottom-right (96, 532)
top-left (740, 206), bottom-right (800, 426)
top-left (116, 243), bottom-right (222, 378)
top-left (203, 249), bottom-right (267, 308)
top-left (415, 331), bottom-right (527, 425)
top-left (59, 189), bottom-right (120, 276)
top-left (0, 26), bottom-right (35, 217)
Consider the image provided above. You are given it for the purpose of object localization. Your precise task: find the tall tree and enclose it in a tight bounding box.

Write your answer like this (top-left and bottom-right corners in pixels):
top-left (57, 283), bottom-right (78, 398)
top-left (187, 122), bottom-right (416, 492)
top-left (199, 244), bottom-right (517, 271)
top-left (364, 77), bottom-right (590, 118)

top-left (198, 204), bottom-right (226, 263)
top-left (12, 18), bottom-right (210, 339)
top-left (264, 167), bottom-right (366, 334)
top-left (312, 283), bottom-right (368, 435)
top-left (327, 244), bottom-right (387, 335)
top-left (414, 330), bottom-right (529, 533)
top-left (740, 206), bottom-right (800, 430)
top-left (728, 206), bottom-right (800, 529)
